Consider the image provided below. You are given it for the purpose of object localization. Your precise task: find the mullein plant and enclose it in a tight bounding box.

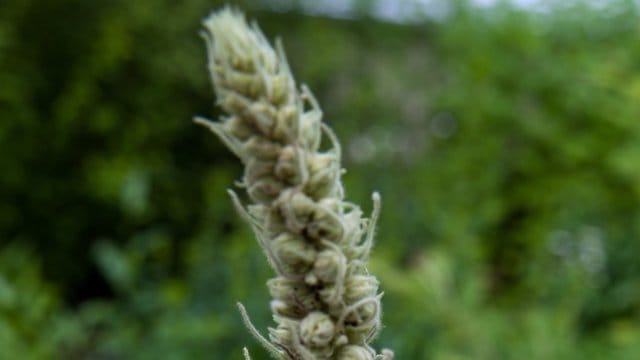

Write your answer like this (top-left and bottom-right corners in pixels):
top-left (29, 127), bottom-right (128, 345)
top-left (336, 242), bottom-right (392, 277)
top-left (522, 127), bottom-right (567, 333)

top-left (195, 7), bottom-right (394, 360)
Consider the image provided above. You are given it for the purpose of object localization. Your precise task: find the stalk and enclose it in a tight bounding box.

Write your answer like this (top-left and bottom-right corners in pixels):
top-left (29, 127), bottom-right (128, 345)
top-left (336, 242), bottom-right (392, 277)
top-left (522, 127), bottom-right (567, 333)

top-left (195, 7), bottom-right (393, 360)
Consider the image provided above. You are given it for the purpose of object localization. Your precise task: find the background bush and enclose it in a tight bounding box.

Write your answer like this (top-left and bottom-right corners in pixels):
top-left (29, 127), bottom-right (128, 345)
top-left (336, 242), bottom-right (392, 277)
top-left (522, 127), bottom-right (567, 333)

top-left (2, 0), bottom-right (640, 358)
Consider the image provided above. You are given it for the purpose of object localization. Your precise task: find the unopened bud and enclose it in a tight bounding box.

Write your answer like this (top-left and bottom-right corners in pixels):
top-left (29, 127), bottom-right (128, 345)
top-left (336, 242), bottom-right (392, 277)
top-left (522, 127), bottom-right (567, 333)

top-left (268, 323), bottom-right (293, 345)
top-left (306, 153), bottom-right (339, 198)
top-left (300, 312), bottom-right (335, 348)
top-left (273, 105), bottom-right (299, 141)
top-left (245, 159), bottom-right (274, 184)
top-left (274, 145), bottom-right (299, 181)
top-left (248, 101), bottom-right (276, 135)
top-left (243, 136), bottom-right (282, 161)
top-left (336, 345), bottom-right (374, 360)
top-left (223, 69), bottom-right (263, 98)
top-left (345, 275), bottom-right (378, 304)
top-left (220, 92), bottom-right (251, 116)
top-left (299, 113), bottom-right (321, 151)
top-left (272, 233), bottom-right (316, 276)
top-left (270, 73), bottom-right (289, 105)
top-left (319, 284), bottom-right (342, 308)
top-left (224, 116), bottom-right (253, 140)
top-left (313, 249), bottom-right (342, 284)
top-left (267, 277), bottom-right (319, 316)
top-left (278, 190), bottom-right (315, 231)
top-left (307, 206), bottom-right (343, 241)
top-left (247, 177), bottom-right (284, 204)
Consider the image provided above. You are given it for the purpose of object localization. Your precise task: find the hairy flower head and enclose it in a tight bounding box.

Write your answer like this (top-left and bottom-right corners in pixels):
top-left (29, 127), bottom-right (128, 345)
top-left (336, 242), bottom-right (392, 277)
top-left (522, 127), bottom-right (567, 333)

top-left (195, 7), bottom-right (393, 360)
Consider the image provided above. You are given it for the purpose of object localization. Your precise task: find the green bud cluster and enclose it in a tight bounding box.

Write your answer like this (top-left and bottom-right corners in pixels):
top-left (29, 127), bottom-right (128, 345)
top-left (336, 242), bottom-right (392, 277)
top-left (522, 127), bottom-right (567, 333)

top-left (195, 7), bottom-right (393, 360)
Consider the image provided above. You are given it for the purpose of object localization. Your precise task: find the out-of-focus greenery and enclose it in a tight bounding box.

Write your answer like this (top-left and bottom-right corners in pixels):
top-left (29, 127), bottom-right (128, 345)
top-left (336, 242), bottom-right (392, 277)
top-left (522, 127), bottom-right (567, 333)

top-left (2, 0), bottom-right (640, 358)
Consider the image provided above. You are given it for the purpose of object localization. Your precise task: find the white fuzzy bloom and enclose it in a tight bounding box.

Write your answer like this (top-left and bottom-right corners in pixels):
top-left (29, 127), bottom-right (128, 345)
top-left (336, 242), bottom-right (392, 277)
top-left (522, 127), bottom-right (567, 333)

top-left (196, 7), bottom-right (393, 360)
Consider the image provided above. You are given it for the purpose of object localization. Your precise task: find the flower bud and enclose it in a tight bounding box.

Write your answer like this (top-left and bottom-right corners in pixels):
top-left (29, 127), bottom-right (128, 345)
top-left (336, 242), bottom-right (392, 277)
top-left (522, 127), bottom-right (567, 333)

top-left (269, 73), bottom-right (289, 105)
top-left (267, 277), bottom-right (295, 299)
top-left (226, 50), bottom-right (256, 73)
top-left (243, 136), bottom-right (282, 161)
top-left (274, 145), bottom-right (299, 181)
top-left (268, 323), bottom-right (294, 345)
top-left (318, 198), bottom-right (342, 213)
top-left (222, 69), bottom-right (263, 98)
top-left (267, 277), bottom-right (319, 314)
top-left (270, 299), bottom-right (290, 317)
top-left (307, 206), bottom-right (343, 242)
top-left (381, 349), bottom-right (395, 359)
top-left (343, 275), bottom-right (380, 337)
top-left (273, 105), bottom-right (299, 141)
top-left (220, 92), bottom-right (251, 117)
top-left (306, 156), bottom-right (340, 198)
top-left (247, 177), bottom-right (284, 204)
top-left (336, 345), bottom-right (374, 360)
top-left (245, 159), bottom-right (274, 184)
top-left (277, 190), bottom-right (315, 232)
top-left (271, 233), bottom-right (317, 276)
top-left (345, 275), bottom-right (378, 304)
top-left (339, 210), bottom-right (366, 250)
top-left (228, 55), bottom-right (254, 72)
top-left (289, 191), bottom-right (315, 218)
top-left (313, 249), bottom-right (342, 284)
top-left (345, 301), bottom-right (377, 329)
top-left (319, 284), bottom-right (342, 308)
top-left (248, 101), bottom-right (276, 135)
top-left (299, 112), bottom-right (321, 151)
top-left (223, 116), bottom-right (253, 140)
top-left (263, 206), bottom-right (287, 236)
top-left (300, 312), bottom-right (335, 348)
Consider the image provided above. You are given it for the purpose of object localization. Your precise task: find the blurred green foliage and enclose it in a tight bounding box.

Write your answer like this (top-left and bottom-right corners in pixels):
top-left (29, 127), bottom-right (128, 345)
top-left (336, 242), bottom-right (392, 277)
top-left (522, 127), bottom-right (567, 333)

top-left (2, 0), bottom-right (640, 358)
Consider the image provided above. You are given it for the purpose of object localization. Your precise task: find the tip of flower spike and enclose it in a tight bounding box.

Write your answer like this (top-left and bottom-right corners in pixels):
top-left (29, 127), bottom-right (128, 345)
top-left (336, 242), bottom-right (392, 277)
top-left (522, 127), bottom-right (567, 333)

top-left (200, 6), bottom-right (277, 75)
top-left (202, 5), bottom-right (245, 28)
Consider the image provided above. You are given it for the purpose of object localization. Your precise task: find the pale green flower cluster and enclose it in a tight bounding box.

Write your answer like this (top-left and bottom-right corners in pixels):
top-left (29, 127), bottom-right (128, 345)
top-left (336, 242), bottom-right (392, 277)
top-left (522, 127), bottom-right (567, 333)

top-left (195, 8), bottom-right (393, 360)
